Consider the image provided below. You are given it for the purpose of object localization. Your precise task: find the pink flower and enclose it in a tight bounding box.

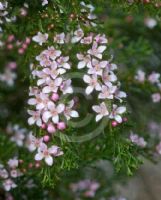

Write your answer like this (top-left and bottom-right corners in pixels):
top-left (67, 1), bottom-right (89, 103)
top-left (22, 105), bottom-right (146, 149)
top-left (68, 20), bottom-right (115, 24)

top-left (32, 32), bottom-right (48, 46)
top-left (94, 34), bottom-right (108, 44)
top-left (45, 46), bottom-right (61, 60)
top-left (102, 69), bottom-right (117, 85)
top-left (36, 52), bottom-right (51, 67)
top-left (152, 93), bottom-right (161, 103)
top-left (28, 93), bottom-right (49, 110)
top-left (26, 132), bottom-right (43, 152)
top-left (35, 143), bottom-right (63, 166)
top-left (87, 58), bottom-right (107, 76)
top-left (3, 179), bottom-right (17, 191)
top-left (92, 102), bottom-right (109, 122)
top-left (42, 0), bottom-right (48, 6)
top-left (77, 53), bottom-right (91, 69)
top-left (57, 56), bottom-right (71, 69)
top-left (64, 100), bottom-right (79, 120)
top-left (130, 133), bottom-right (147, 148)
top-left (60, 79), bottom-right (73, 94)
top-left (7, 158), bottom-right (18, 169)
top-left (109, 104), bottom-right (126, 123)
top-left (28, 110), bottom-right (42, 126)
top-left (71, 28), bottom-right (84, 43)
top-left (135, 69), bottom-right (145, 83)
top-left (42, 102), bottom-right (65, 123)
top-left (83, 74), bottom-right (101, 95)
top-left (98, 84), bottom-right (117, 99)
top-left (148, 72), bottom-right (160, 84)
top-left (0, 169), bottom-right (8, 179)
top-left (81, 35), bottom-right (93, 44)
top-left (87, 42), bottom-right (106, 59)
top-left (54, 33), bottom-right (65, 44)
top-left (42, 77), bottom-right (62, 93)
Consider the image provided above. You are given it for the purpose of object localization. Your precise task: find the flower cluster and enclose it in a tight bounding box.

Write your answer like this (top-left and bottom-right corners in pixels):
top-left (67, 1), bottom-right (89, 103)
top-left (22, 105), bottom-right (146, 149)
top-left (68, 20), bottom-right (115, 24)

top-left (0, 62), bottom-right (17, 86)
top-left (28, 38), bottom-right (79, 131)
top-left (73, 28), bottom-right (126, 123)
top-left (129, 132), bottom-right (147, 148)
top-left (135, 70), bottom-right (161, 103)
top-left (0, 158), bottom-right (22, 191)
top-left (70, 179), bottom-right (100, 198)
top-left (5, 34), bottom-right (31, 54)
top-left (26, 132), bottom-right (63, 166)
top-left (80, 1), bottom-right (97, 27)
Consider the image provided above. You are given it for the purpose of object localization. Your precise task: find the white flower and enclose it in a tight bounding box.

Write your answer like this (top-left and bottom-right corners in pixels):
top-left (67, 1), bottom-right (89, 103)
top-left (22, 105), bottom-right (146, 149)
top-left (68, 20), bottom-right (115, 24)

top-left (98, 84), bottom-right (117, 99)
top-left (60, 79), bottom-right (73, 94)
top-left (87, 42), bottom-right (106, 59)
top-left (7, 158), bottom-right (18, 169)
top-left (83, 74), bottom-right (101, 95)
top-left (42, 0), bottom-right (48, 6)
top-left (10, 129), bottom-right (25, 147)
top-left (0, 68), bottom-right (17, 86)
top-left (109, 104), bottom-right (126, 123)
top-left (114, 89), bottom-right (127, 102)
top-left (148, 72), bottom-right (160, 84)
top-left (26, 132), bottom-right (43, 152)
top-left (135, 69), bottom-right (145, 83)
top-left (92, 102), bottom-right (109, 122)
top-left (87, 59), bottom-right (107, 76)
top-left (35, 143), bottom-right (63, 166)
top-left (71, 28), bottom-right (84, 43)
top-left (54, 33), bottom-right (65, 44)
top-left (0, 169), bottom-right (8, 179)
top-left (102, 69), bottom-right (117, 85)
top-left (152, 93), bottom-right (161, 103)
top-left (42, 102), bottom-right (65, 123)
top-left (28, 110), bottom-right (42, 126)
top-left (36, 51), bottom-right (51, 67)
top-left (3, 179), bottom-right (17, 191)
top-left (64, 100), bottom-right (79, 120)
top-left (144, 17), bottom-right (157, 29)
top-left (32, 32), bottom-right (48, 45)
top-left (77, 53), bottom-right (91, 69)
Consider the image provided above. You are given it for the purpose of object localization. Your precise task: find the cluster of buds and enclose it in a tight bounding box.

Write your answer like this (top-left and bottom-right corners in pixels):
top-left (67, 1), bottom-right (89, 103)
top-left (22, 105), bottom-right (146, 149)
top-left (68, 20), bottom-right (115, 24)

top-left (0, 158), bottom-right (22, 191)
top-left (73, 28), bottom-right (127, 124)
top-left (70, 179), bottom-right (100, 198)
top-left (135, 70), bottom-right (161, 103)
top-left (6, 34), bottom-right (31, 54)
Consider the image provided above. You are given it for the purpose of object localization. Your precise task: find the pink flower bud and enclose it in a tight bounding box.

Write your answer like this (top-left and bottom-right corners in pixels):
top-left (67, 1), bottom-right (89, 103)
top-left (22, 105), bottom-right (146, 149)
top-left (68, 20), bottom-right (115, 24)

top-left (41, 123), bottom-right (46, 129)
top-left (57, 122), bottom-right (66, 130)
top-left (22, 43), bottom-right (27, 49)
top-left (43, 135), bottom-right (50, 142)
top-left (35, 162), bottom-right (40, 168)
top-left (7, 44), bottom-right (13, 50)
top-left (18, 48), bottom-right (25, 54)
top-left (51, 93), bottom-right (59, 102)
top-left (47, 124), bottom-right (56, 134)
top-left (123, 117), bottom-right (128, 122)
top-left (25, 37), bottom-right (31, 44)
top-left (7, 62), bottom-right (17, 69)
top-left (7, 35), bottom-right (15, 42)
top-left (28, 163), bottom-right (33, 168)
top-left (111, 121), bottom-right (118, 127)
